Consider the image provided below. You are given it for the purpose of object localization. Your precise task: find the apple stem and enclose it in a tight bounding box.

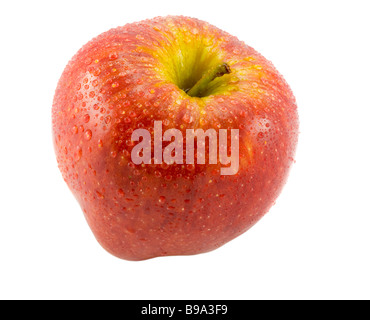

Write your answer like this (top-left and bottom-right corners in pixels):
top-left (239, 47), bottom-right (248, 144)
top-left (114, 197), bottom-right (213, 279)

top-left (186, 63), bottom-right (231, 97)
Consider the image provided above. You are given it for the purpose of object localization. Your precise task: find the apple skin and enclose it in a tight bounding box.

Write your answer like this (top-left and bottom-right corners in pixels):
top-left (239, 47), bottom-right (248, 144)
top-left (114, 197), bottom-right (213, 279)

top-left (52, 16), bottom-right (298, 261)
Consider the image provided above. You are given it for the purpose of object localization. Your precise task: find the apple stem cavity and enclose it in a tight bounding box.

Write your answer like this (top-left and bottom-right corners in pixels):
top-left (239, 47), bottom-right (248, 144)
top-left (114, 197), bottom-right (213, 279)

top-left (186, 63), bottom-right (231, 98)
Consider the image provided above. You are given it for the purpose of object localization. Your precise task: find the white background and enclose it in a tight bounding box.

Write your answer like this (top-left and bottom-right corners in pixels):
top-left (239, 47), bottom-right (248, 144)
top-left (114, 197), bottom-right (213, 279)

top-left (1, 0), bottom-right (369, 300)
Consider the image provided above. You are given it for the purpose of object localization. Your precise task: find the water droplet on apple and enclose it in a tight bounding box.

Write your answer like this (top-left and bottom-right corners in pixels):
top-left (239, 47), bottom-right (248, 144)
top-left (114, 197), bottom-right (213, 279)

top-left (164, 175), bottom-right (172, 181)
top-left (83, 114), bottom-right (90, 123)
top-left (154, 171), bottom-right (162, 178)
top-left (75, 146), bottom-right (82, 162)
top-left (159, 196), bottom-right (166, 204)
top-left (109, 53), bottom-right (118, 60)
top-left (186, 164), bottom-right (195, 171)
top-left (93, 68), bottom-right (101, 76)
top-left (125, 227), bottom-right (135, 234)
top-left (84, 129), bottom-right (92, 141)
top-left (96, 190), bottom-right (104, 199)
top-left (182, 113), bottom-right (194, 124)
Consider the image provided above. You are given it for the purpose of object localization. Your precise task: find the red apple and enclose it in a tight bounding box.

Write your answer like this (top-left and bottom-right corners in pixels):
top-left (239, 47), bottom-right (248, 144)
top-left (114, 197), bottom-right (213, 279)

top-left (52, 16), bottom-right (299, 261)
